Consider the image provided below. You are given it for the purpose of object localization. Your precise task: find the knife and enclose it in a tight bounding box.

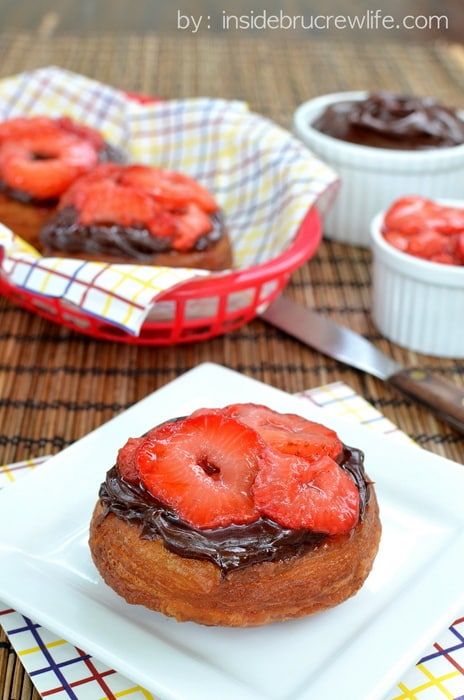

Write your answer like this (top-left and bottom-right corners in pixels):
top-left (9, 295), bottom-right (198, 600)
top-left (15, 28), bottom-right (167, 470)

top-left (260, 295), bottom-right (464, 435)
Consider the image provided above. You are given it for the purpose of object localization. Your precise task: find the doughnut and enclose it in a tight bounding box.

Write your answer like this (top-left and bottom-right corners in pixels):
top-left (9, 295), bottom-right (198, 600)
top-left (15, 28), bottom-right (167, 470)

top-left (39, 162), bottom-right (233, 271)
top-left (0, 116), bottom-right (123, 202)
top-left (89, 403), bottom-right (381, 627)
top-left (0, 116), bottom-right (125, 250)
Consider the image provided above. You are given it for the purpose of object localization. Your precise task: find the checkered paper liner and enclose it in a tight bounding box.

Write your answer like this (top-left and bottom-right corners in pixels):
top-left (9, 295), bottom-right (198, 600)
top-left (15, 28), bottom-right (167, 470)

top-left (1, 382), bottom-right (463, 700)
top-left (0, 66), bottom-right (338, 335)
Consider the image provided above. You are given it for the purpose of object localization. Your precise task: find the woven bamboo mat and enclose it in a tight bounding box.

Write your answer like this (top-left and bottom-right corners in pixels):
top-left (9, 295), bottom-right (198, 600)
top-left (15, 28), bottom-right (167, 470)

top-left (0, 32), bottom-right (463, 700)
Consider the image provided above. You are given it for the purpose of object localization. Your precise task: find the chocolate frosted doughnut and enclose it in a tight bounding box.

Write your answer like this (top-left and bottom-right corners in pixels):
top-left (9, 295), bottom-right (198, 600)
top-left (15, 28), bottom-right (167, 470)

top-left (39, 162), bottom-right (233, 271)
top-left (89, 404), bottom-right (381, 626)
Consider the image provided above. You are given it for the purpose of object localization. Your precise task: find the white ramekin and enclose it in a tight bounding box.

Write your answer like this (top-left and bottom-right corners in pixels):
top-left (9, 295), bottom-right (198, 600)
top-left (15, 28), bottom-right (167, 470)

top-left (294, 92), bottom-right (464, 247)
top-left (369, 203), bottom-right (464, 357)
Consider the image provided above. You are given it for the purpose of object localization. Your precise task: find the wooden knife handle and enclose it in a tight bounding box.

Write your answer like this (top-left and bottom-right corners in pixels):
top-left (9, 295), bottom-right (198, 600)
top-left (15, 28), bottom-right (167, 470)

top-left (387, 368), bottom-right (464, 435)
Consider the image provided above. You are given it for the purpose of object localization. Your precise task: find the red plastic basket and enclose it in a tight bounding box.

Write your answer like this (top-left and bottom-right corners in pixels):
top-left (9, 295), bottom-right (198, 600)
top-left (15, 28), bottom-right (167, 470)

top-left (0, 90), bottom-right (324, 344)
top-left (0, 207), bottom-right (321, 344)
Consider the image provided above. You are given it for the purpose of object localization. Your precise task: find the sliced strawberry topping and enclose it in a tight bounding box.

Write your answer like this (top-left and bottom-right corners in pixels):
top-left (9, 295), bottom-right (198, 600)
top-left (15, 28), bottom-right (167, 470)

top-left (59, 162), bottom-right (122, 209)
top-left (382, 230), bottom-right (409, 252)
top-left (0, 134), bottom-right (98, 200)
top-left (55, 116), bottom-right (105, 151)
top-left (78, 180), bottom-right (157, 228)
top-left (0, 116), bottom-right (105, 152)
top-left (75, 177), bottom-right (178, 238)
top-left (116, 423), bottom-right (172, 484)
top-left (0, 117), bottom-right (103, 200)
top-left (253, 452), bottom-right (359, 534)
top-left (455, 233), bottom-right (464, 264)
top-left (190, 404), bottom-right (356, 534)
top-left (120, 164), bottom-right (218, 212)
top-left (407, 230), bottom-right (447, 260)
top-left (210, 403), bottom-right (343, 462)
top-left (116, 437), bottom-right (141, 484)
top-left (169, 202), bottom-right (215, 251)
top-left (115, 404), bottom-right (360, 536)
top-left (146, 206), bottom-right (179, 239)
top-left (0, 116), bottom-right (65, 142)
top-left (136, 413), bottom-right (267, 529)
top-left (384, 195), bottom-right (464, 235)
top-left (56, 162), bottom-right (218, 250)
top-left (382, 196), bottom-right (464, 265)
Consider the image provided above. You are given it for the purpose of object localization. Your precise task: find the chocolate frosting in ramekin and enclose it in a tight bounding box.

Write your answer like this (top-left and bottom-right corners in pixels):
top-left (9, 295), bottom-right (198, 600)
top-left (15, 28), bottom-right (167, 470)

top-left (312, 92), bottom-right (464, 149)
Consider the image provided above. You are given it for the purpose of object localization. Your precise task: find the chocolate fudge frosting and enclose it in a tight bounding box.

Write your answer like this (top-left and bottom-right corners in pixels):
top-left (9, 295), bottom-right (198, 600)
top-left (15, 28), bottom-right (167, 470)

top-left (312, 91), bottom-right (464, 150)
top-left (96, 441), bottom-right (371, 575)
top-left (40, 206), bottom-right (226, 260)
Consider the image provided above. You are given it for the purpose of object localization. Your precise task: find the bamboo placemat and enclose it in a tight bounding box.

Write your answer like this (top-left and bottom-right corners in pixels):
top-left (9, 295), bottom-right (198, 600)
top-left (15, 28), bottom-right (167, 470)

top-left (0, 32), bottom-right (463, 700)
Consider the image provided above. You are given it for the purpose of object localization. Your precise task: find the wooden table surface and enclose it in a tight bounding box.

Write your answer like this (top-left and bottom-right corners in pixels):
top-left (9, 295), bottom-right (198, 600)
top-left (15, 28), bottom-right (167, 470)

top-left (0, 22), bottom-right (463, 700)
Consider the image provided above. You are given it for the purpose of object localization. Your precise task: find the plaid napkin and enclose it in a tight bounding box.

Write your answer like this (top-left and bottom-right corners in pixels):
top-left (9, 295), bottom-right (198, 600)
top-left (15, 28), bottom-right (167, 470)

top-left (0, 66), bottom-right (338, 335)
top-left (1, 382), bottom-right (463, 700)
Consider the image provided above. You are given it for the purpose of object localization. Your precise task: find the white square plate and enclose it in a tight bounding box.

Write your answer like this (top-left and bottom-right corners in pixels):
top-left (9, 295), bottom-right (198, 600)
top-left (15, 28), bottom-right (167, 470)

top-left (1, 363), bottom-right (463, 700)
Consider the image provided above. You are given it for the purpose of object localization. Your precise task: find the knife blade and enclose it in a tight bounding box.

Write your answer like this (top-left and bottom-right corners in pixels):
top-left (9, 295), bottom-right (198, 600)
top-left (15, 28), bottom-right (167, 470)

top-left (260, 295), bottom-right (464, 435)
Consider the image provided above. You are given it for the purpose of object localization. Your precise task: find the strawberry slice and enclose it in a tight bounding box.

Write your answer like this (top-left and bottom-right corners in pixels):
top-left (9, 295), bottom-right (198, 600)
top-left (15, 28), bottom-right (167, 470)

top-left (455, 233), bottom-right (464, 264)
top-left (0, 116), bottom-right (66, 142)
top-left (120, 164), bottom-right (219, 212)
top-left (382, 230), bottom-right (409, 252)
top-left (116, 437), bottom-right (141, 484)
top-left (146, 207), bottom-right (179, 239)
top-left (384, 196), bottom-right (464, 236)
top-left (77, 180), bottom-right (158, 228)
top-left (0, 117), bottom-right (105, 200)
top-left (56, 116), bottom-right (105, 151)
top-left (59, 162), bottom-right (216, 247)
top-left (167, 202), bottom-right (214, 250)
top-left (382, 196), bottom-right (464, 265)
top-left (253, 452), bottom-right (359, 534)
top-left (59, 162), bottom-right (122, 209)
top-left (407, 230), bottom-right (447, 259)
top-left (429, 252), bottom-right (458, 265)
top-left (211, 403), bottom-right (343, 462)
top-left (0, 131), bottom-right (98, 200)
top-left (0, 116), bottom-right (105, 152)
top-left (136, 413), bottom-right (266, 529)
top-left (116, 423), bottom-right (176, 484)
